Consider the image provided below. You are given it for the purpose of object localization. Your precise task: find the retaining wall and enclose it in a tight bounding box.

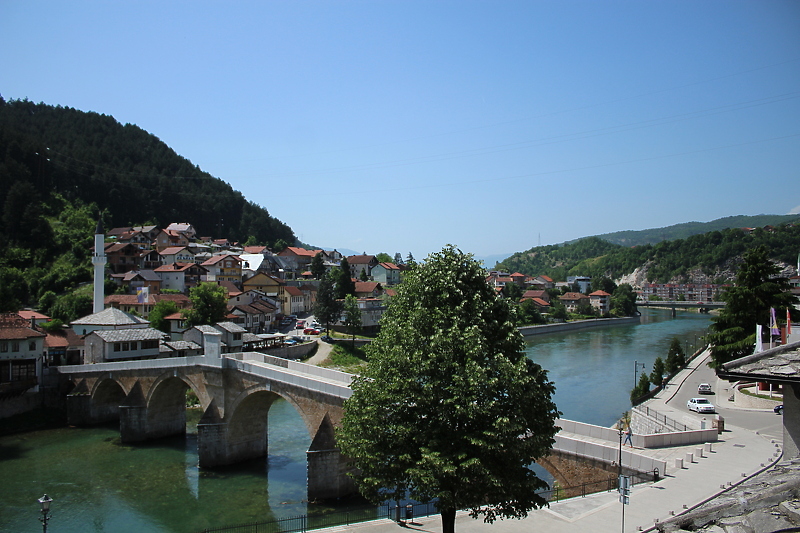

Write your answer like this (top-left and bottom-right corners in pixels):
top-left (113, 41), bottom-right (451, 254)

top-left (519, 316), bottom-right (640, 337)
top-left (733, 382), bottom-right (783, 410)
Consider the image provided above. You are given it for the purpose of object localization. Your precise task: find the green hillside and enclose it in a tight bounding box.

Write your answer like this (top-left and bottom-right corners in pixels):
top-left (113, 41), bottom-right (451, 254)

top-left (0, 97), bottom-right (296, 310)
top-left (587, 215), bottom-right (800, 247)
top-left (497, 223), bottom-right (800, 284)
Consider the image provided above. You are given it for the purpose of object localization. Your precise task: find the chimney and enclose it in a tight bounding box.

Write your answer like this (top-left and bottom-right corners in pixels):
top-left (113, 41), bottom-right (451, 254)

top-left (204, 330), bottom-right (222, 359)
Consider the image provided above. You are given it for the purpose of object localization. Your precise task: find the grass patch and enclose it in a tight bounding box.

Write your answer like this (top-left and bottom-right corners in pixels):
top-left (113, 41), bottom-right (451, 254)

top-left (319, 344), bottom-right (368, 373)
top-left (739, 386), bottom-right (782, 401)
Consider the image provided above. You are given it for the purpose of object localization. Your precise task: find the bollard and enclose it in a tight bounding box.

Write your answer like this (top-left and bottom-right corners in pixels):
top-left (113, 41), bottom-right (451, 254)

top-left (675, 458), bottom-right (684, 469)
top-left (696, 447), bottom-right (704, 458)
top-left (705, 443), bottom-right (713, 453)
top-left (685, 452), bottom-right (694, 464)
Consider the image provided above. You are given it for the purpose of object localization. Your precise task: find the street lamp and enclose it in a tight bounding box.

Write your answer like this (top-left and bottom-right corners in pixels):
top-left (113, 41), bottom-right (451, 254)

top-left (634, 361), bottom-right (646, 388)
top-left (38, 494), bottom-right (52, 533)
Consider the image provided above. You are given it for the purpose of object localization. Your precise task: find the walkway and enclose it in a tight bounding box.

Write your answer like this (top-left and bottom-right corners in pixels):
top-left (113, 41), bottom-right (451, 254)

top-left (312, 350), bottom-right (783, 533)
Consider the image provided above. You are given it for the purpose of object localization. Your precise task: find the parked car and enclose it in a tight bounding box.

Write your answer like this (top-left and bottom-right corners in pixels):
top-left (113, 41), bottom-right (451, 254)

top-left (697, 383), bottom-right (713, 394)
top-left (687, 397), bottom-right (716, 413)
top-left (774, 404), bottom-right (784, 415)
top-left (283, 339), bottom-right (298, 346)
top-left (296, 321), bottom-right (305, 329)
top-left (304, 328), bottom-right (320, 335)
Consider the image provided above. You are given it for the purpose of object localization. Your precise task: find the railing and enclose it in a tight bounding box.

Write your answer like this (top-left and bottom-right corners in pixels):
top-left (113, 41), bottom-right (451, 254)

top-left (198, 471), bottom-right (661, 533)
top-left (636, 405), bottom-right (688, 432)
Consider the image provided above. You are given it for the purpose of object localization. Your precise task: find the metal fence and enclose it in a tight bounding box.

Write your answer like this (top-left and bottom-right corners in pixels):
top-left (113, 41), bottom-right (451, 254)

top-left (636, 405), bottom-right (689, 432)
top-left (198, 471), bottom-right (660, 533)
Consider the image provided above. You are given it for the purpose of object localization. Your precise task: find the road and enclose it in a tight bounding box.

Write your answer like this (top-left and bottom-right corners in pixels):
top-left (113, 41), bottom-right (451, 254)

top-left (666, 353), bottom-right (783, 442)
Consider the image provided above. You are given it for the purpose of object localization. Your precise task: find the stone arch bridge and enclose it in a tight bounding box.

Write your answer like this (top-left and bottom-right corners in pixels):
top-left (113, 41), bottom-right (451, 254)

top-left (56, 352), bottom-right (356, 500)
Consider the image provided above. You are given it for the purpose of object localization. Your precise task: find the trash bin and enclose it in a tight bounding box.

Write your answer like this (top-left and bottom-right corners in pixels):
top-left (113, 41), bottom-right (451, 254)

top-left (406, 504), bottom-right (413, 521)
top-left (712, 414), bottom-right (724, 434)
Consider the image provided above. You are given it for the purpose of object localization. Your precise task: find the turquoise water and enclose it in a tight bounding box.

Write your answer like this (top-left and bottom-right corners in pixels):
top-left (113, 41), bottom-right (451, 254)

top-left (0, 308), bottom-right (711, 532)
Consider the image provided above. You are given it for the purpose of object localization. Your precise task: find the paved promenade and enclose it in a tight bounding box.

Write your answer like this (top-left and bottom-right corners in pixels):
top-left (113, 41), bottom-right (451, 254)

top-left (315, 350), bottom-right (783, 533)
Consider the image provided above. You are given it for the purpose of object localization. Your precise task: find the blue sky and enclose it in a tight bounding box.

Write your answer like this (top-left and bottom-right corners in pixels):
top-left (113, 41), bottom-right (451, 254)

top-left (2, 1), bottom-right (799, 262)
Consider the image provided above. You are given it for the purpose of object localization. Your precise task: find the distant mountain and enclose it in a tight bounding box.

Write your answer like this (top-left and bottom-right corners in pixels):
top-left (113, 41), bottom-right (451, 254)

top-left (582, 215), bottom-right (800, 247)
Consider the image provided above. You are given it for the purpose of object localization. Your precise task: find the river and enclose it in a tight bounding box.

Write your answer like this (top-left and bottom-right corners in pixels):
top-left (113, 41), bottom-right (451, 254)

top-left (0, 308), bottom-right (711, 532)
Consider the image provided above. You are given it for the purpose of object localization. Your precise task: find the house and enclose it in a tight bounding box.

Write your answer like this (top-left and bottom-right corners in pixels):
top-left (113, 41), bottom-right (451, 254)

top-left (277, 247), bottom-right (324, 273)
top-left (522, 290), bottom-right (550, 303)
top-left (159, 246), bottom-right (196, 264)
top-left (285, 286), bottom-right (306, 315)
top-left (184, 322), bottom-right (246, 354)
top-left (159, 340), bottom-right (202, 358)
top-left (165, 222), bottom-right (197, 240)
top-left (43, 326), bottom-right (85, 365)
top-left (116, 228), bottom-right (153, 248)
top-left (201, 254), bottom-right (242, 285)
top-left (347, 254), bottom-right (378, 279)
top-left (371, 262), bottom-right (401, 286)
top-left (558, 292), bottom-right (591, 313)
top-left (355, 281), bottom-right (383, 299)
top-left (339, 298), bottom-right (386, 335)
top-left (242, 273), bottom-right (286, 312)
top-left (589, 290), bottom-right (612, 315)
top-left (70, 307), bottom-right (150, 336)
top-left (130, 225), bottom-right (161, 242)
top-left (103, 293), bottom-right (191, 320)
top-left (119, 269), bottom-right (162, 296)
top-left (229, 300), bottom-right (277, 334)
top-left (104, 242), bottom-right (144, 274)
top-left (154, 262), bottom-right (207, 293)
top-left (717, 340), bottom-right (800, 459)
top-left (0, 313), bottom-right (46, 395)
top-left (567, 276), bottom-right (592, 293)
top-left (153, 228), bottom-right (190, 251)
top-left (528, 275), bottom-right (555, 290)
top-left (17, 310), bottom-right (50, 326)
top-left (83, 328), bottom-right (164, 363)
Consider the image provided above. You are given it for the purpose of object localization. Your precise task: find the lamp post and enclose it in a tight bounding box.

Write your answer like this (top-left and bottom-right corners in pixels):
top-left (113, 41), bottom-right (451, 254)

top-left (634, 361), bottom-right (646, 388)
top-left (38, 494), bottom-right (52, 533)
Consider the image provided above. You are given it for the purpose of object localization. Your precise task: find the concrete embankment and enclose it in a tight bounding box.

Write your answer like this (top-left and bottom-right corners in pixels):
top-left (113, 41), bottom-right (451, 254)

top-left (518, 316), bottom-right (640, 337)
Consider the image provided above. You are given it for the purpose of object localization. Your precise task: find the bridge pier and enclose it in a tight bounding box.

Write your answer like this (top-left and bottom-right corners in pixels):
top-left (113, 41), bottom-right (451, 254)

top-left (120, 382), bottom-right (187, 442)
top-left (307, 415), bottom-right (358, 500)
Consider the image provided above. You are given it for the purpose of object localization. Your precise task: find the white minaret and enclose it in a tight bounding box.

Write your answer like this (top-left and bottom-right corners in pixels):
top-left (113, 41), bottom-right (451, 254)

top-left (92, 220), bottom-right (107, 314)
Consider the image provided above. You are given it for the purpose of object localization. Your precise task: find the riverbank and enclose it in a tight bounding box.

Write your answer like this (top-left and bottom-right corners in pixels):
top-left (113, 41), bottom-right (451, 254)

top-left (518, 316), bottom-right (640, 337)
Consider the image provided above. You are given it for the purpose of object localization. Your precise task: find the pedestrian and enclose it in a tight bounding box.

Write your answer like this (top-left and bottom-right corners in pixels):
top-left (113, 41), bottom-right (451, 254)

top-left (623, 426), bottom-right (633, 447)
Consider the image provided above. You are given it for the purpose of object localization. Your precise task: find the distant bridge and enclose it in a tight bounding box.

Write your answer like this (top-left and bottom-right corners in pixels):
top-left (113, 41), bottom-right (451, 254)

top-left (637, 300), bottom-right (725, 316)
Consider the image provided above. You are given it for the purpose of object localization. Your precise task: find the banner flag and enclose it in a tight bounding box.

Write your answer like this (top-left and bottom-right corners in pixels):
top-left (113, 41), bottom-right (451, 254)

top-left (788, 308), bottom-right (792, 335)
top-left (137, 286), bottom-right (149, 304)
top-left (770, 308), bottom-right (780, 336)
top-left (755, 324), bottom-right (763, 353)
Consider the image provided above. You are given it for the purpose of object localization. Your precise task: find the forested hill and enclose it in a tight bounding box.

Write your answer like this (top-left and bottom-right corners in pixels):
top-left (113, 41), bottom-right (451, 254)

top-left (584, 214), bottom-right (800, 247)
top-left (496, 223), bottom-right (800, 284)
top-left (0, 97), bottom-right (295, 246)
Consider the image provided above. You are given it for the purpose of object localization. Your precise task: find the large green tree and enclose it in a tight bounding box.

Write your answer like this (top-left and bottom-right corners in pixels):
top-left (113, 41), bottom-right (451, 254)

top-left (338, 246), bottom-right (560, 533)
top-left (183, 282), bottom-right (228, 327)
top-left (611, 284), bottom-right (638, 316)
top-left (707, 245), bottom-right (798, 367)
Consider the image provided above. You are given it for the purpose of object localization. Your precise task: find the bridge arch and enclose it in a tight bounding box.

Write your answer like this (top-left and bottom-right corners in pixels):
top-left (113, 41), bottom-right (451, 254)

top-left (89, 377), bottom-right (127, 423)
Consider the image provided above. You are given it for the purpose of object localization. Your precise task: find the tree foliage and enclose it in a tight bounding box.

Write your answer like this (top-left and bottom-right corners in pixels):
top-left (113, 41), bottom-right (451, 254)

top-left (665, 338), bottom-right (686, 374)
top-left (610, 284), bottom-right (638, 317)
top-left (707, 245), bottom-right (798, 367)
top-left (338, 246), bottom-right (560, 533)
top-left (149, 300), bottom-right (180, 333)
top-left (495, 224), bottom-right (800, 284)
top-left (342, 294), bottom-right (362, 347)
top-left (310, 252), bottom-right (326, 280)
top-left (313, 270), bottom-right (341, 333)
top-left (336, 257), bottom-right (356, 299)
top-left (0, 98), bottom-right (296, 308)
top-left (650, 357), bottom-right (666, 386)
top-left (183, 283), bottom-right (228, 327)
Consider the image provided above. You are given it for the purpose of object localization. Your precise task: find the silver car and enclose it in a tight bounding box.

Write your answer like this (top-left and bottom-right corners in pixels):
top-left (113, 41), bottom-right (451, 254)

top-left (687, 397), bottom-right (715, 414)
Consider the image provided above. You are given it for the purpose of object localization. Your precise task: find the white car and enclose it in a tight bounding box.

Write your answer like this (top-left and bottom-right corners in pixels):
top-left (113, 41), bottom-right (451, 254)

top-left (697, 383), bottom-right (713, 394)
top-left (687, 397), bottom-right (715, 414)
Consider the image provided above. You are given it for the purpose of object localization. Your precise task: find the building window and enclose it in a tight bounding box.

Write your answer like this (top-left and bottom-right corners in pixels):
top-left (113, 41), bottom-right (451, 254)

top-left (29, 341), bottom-right (36, 351)
top-left (0, 342), bottom-right (7, 353)
top-left (114, 343), bottom-right (121, 352)
top-left (12, 342), bottom-right (19, 352)
top-left (122, 342), bottom-right (129, 351)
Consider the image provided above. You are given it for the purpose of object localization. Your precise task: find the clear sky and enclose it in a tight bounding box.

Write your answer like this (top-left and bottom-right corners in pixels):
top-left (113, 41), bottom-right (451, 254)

top-left (2, 1), bottom-right (799, 262)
